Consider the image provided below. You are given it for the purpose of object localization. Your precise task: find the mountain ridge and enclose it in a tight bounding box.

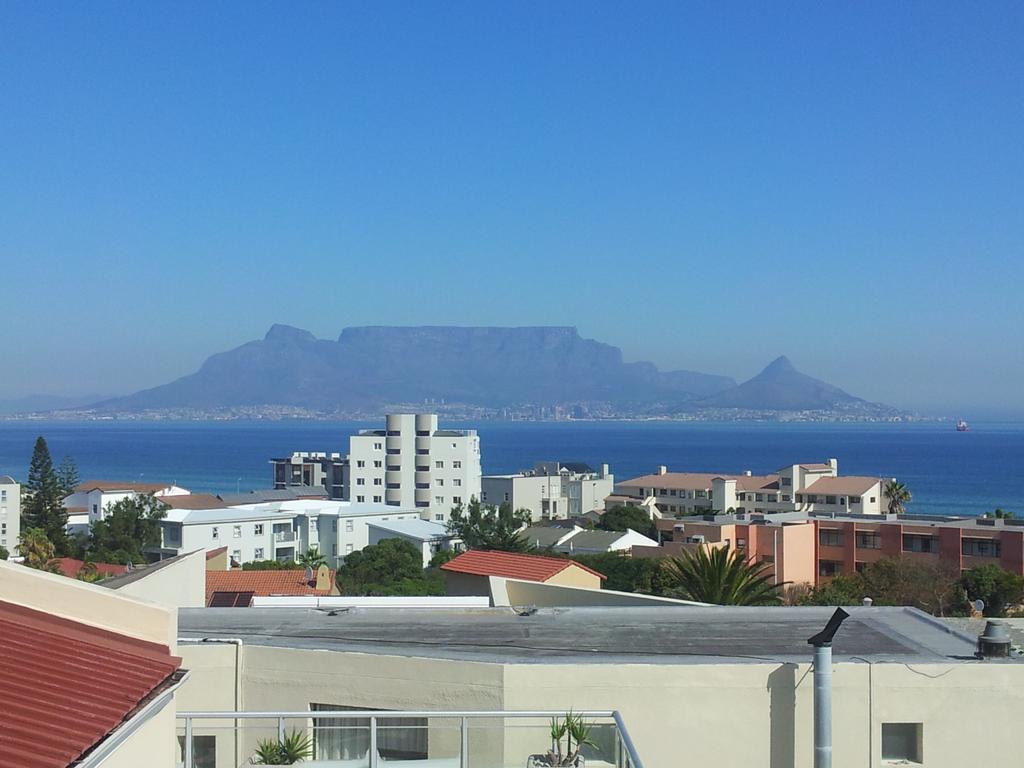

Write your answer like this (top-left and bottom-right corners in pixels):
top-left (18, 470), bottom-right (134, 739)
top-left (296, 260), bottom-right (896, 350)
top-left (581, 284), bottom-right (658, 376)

top-left (87, 325), bottom-right (897, 417)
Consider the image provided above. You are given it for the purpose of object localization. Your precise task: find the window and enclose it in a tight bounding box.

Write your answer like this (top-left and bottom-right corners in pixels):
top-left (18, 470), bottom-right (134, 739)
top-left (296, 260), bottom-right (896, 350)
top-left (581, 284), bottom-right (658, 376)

top-left (781, 477), bottom-right (792, 487)
top-left (819, 560), bottom-right (842, 577)
top-left (345, 520), bottom-right (354, 532)
top-left (453, 496), bottom-right (461, 505)
top-left (435, 496), bottom-right (444, 506)
top-left (345, 543), bottom-right (353, 554)
top-left (356, 495), bottom-right (365, 503)
top-left (453, 460), bottom-right (462, 469)
top-left (435, 514), bottom-right (445, 521)
top-left (453, 479), bottom-right (461, 487)
top-left (807, 495), bottom-right (819, 504)
top-left (92, 504), bottom-right (98, 515)
top-left (782, 495), bottom-right (791, 502)
top-left (755, 494), bottom-right (764, 502)
top-left (233, 525), bottom-right (241, 538)
top-left (373, 495), bottom-right (382, 503)
top-left (356, 478), bottom-right (365, 486)
top-left (373, 442), bottom-right (382, 450)
top-left (374, 460), bottom-right (382, 468)
top-left (231, 549), bottom-right (241, 563)
top-left (435, 461), bottom-right (444, 469)
top-left (670, 489), bottom-right (677, 497)
top-left (504, 493), bottom-right (510, 502)
top-left (212, 526), bottom-right (219, 540)
top-left (850, 496), bottom-right (862, 504)
top-left (373, 478), bottom-right (382, 486)
top-left (254, 547), bottom-right (264, 560)
top-left (0, 490), bottom-right (5, 502)
top-left (963, 538), bottom-right (1001, 557)
top-left (356, 460), bottom-right (365, 468)
top-left (310, 704), bottom-right (426, 761)
top-left (856, 532), bottom-right (881, 549)
top-left (903, 534), bottom-right (937, 553)
top-left (254, 524), bottom-right (264, 535)
top-left (436, 478), bottom-right (444, 486)
top-left (767, 494), bottom-right (778, 503)
top-left (332, 519), bottom-right (337, 532)
top-left (736, 538), bottom-right (747, 549)
top-left (178, 735), bottom-right (216, 768)
top-left (882, 723), bottom-right (922, 764)
top-left (795, 494), bottom-right (803, 503)
top-left (870, 496), bottom-right (877, 503)
top-left (825, 495), bottom-right (837, 505)
top-left (819, 529), bottom-right (843, 547)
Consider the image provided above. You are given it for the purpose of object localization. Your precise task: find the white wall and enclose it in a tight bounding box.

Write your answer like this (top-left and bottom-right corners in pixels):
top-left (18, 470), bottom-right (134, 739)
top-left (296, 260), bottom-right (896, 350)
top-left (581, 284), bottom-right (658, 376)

top-left (112, 549), bottom-right (207, 608)
top-left (1, 479), bottom-right (20, 554)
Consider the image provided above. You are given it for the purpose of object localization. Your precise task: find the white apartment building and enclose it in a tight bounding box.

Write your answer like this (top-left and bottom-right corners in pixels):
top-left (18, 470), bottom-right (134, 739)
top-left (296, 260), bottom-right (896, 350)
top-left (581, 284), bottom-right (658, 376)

top-left (481, 461), bottom-right (613, 520)
top-left (155, 498), bottom-right (423, 567)
top-left (0, 475), bottom-right (20, 554)
top-left (615, 459), bottom-right (888, 517)
top-left (348, 414), bottom-right (481, 522)
top-left (366, 518), bottom-right (454, 567)
top-left (63, 480), bottom-right (191, 532)
top-left (270, 451), bottom-right (347, 499)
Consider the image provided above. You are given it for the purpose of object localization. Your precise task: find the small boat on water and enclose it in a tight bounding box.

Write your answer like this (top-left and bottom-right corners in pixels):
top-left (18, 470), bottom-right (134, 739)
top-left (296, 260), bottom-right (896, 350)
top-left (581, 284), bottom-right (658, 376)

top-left (956, 419), bottom-right (969, 432)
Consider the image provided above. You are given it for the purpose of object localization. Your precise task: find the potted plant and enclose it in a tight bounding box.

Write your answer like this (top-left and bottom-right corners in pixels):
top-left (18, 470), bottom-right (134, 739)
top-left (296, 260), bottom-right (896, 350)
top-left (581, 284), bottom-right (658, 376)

top-left (527, 711), bottom-right (596, 768)
top-left (251, 729), bottom-right (313, 765)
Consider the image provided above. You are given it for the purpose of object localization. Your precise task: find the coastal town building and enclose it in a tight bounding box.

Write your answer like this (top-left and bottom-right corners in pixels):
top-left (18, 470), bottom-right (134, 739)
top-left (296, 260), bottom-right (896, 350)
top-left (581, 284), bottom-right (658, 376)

top-left (481, 461), bottom-right (614, 520)
top-left (62, 480), bottom-right (191, 532)
top-left (635, 509), bottom-right (1024, 586)
top-left (205, 565), bottom-right (338, 606)
top-left (440, 549), bottom-right (606, 595)
top-left (614, 459), bottom-right (889, 517)
top-left (366, 518), bottom-right (454, 566)
top-left (269, 413), bottom-right (482, 521)
top-left (152, 498), bottom-right (422, 567)
top-left (1, 475), bottom-right (20, 554)
top-left (520, 524), bottom-right (659, 554)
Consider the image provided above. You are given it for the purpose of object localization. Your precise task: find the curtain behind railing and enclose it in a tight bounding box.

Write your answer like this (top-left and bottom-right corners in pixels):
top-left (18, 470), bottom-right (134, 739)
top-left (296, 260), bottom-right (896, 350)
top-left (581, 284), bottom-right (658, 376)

top-left (310, 704), bottom-right (428, 760)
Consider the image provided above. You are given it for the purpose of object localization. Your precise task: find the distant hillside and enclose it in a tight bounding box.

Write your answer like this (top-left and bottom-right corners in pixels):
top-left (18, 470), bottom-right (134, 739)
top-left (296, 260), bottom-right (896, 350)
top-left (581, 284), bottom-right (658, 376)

top-left (0, 393), bottom-right (116, 415)
top-left (93, 325), bottom-right (737, 412)
top-left (698, 356), bottom-right (865, 410)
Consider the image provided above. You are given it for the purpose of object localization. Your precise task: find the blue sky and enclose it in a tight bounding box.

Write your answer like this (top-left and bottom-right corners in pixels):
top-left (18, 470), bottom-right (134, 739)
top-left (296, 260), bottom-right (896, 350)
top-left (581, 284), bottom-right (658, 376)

top-left (1, 2), bottom-right (1021, 415)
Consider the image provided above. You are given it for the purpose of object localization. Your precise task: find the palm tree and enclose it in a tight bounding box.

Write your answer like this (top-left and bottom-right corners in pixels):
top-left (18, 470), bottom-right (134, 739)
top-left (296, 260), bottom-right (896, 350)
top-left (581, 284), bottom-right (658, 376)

top-left (18, 527), bottom-right (55, 570)
top-left (297, 547), bottom-right (327, 569)
top-left (663, 546), bottom-right (786, 605)
top-left (883, 480), bottom-right (912, 515)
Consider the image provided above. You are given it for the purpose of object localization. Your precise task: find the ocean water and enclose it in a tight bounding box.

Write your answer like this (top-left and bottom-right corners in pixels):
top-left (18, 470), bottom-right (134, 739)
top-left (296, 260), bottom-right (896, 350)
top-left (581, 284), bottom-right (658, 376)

top-left (0, 420), bottom-right (1021, 518)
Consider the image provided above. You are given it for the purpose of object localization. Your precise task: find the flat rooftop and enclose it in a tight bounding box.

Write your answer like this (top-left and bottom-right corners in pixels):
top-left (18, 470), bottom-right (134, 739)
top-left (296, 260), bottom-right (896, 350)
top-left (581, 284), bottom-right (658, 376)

top-left (178, 605), bottom-right (988, 665)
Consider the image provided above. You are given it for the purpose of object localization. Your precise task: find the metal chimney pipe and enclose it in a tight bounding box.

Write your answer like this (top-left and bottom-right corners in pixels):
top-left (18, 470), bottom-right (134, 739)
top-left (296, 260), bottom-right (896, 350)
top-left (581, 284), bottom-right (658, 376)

top-left (807, 608), bottom-right (850, 768)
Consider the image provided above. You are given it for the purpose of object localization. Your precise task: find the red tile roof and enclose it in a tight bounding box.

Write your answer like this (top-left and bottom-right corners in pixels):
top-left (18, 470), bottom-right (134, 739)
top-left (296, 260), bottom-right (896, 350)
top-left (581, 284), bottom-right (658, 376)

top-left (205, 569), bottom-right (336, 605)
top-left (48, 558), bottom-right (130, 579)
top-left (74, 480), bottom-right (182, 494)
top-left (0, 600), bottom-right (181, 768)
top-left (803, 476), bottom-right (881, 496)
top-left (440, 550), bottom-right (605, 582)
top-left (158, 493), bottom-right (226, 510)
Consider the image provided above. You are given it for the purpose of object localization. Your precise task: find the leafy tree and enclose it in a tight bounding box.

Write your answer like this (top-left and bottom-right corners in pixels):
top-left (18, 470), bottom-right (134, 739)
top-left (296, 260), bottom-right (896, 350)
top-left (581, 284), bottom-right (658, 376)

top-left (883, 480), bottom-right (912, 515)
top-left (797, 573), bottom-right (867, 606)
top-left (447, 499), bottom-right (533, 552)
top-left (860, 557), bottom-right (965, 616)
top-left (428, 549), bottom-right (457, 568)
top-left (0, 546), bottom-right (8, 560)
top-left (960, 564), bottom-right (1024, 617)
top-left (56, 456), bottom-right (80, 497)
top-left (242, 559), bottom-right (303, 570)
top-left (23, 437), bottom-right (69, 554)
top-left (598, 505), bottom-right (655, 538)
top-left (87, 494), bottom-right (167, 564)
top-left (984, 508), bottom-right (1014, 520)
top-left (19, 527), bottom-right (55, 569)
top-left (336, 538), bottom-right (443, 596)
top-left (297, 547), bottom-right (327, 569)
top-left (571, 553), bottom-right (675, 594)
top-left (663, 547), bottom-right (785, 605)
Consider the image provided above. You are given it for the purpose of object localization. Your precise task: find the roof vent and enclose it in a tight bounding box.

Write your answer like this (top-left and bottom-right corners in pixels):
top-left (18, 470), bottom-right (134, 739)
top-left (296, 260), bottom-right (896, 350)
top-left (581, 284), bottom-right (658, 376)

top-left (978, 620), bottom-right (1012, 658)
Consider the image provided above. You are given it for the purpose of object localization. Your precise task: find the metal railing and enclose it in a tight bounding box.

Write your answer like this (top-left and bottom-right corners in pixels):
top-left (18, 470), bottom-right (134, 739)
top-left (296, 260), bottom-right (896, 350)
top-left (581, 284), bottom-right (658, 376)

top-left (178, 709), bottom-right (643, 768)
top-left (273, 531), bottom-right (297, 543)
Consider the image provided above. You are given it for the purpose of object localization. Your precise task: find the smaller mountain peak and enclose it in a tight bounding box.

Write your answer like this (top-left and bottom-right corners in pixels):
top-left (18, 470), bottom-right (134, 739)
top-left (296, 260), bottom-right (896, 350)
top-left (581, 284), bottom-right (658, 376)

top-left (264, 324), bottom-right (316, 343)
top-left (761, 355), bottom-right (797, 376)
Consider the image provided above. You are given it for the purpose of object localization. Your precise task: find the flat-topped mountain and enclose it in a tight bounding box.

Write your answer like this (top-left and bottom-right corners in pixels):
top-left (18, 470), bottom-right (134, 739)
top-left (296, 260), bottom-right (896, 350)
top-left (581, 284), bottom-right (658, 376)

top-left (698, 355), bottom-right (865, 411)
top-left (94, 325), bottom-right (737, 412)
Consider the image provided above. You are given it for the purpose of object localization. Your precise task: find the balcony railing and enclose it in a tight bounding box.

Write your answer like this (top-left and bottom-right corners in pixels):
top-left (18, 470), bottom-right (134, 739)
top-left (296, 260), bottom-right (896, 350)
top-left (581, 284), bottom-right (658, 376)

top-left (177, 709), bottom-right (643, 768)
top-left (273, 531), bottom-right (297, 543)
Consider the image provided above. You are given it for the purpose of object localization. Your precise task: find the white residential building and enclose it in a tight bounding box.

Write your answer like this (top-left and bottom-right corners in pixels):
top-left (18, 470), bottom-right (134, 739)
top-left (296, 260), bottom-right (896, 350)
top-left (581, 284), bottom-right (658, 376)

top-left (366, 519), bottom-right (454, 567)
top-left (615, 459), bottom-right (889, 517)
top-left (155, 498), bottom-right (423, 567)
top-left (481, 461), bottom-right (613, 520)
top-left (348, 414), bottom-right (481, 522)
top-left (0, 476), bottom-right (20, 554)
top-left (519, 524), bottom-right (658, 554)
top-left (63, 480), bottom-right (191, 532)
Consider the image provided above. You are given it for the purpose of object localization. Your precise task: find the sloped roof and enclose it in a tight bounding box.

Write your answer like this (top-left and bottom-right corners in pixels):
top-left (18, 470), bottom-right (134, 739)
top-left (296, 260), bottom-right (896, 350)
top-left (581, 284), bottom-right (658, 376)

top-left (159, 493), bottom-right (227, 510)
top-left (520, 526), bottom-right (575, 548)
top-left (47, 558), bottom-right (129, 579)
top-left (366, 519), bottom-right (450, 541)
top-left (440, 550), bottom-right (605, 582)
top-left (0, 475), bottom-right (17, 484)
top-left (74, 480), bottom-right (179, 494)
top-left (0, 599), bottom-right (181, 768)
top-left (205, 569), bottom-right (336, 606)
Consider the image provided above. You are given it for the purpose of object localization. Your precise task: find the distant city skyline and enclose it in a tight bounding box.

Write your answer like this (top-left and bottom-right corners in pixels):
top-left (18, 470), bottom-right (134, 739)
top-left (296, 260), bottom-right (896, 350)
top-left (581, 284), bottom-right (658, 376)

top-left (1, 3), bottom-right (1021, 416)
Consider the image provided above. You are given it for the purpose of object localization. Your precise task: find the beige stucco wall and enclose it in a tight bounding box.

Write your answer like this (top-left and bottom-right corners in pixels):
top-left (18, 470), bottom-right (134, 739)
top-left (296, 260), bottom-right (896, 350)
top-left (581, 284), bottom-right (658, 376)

top-left (0, 560), bottom-right (176, 647)
top-left (543, 565), bottom-right (603, 589)
top-left (113, 549), bottom-right (207, 609)
top-left (175, 639), bottom-right (1024, 768)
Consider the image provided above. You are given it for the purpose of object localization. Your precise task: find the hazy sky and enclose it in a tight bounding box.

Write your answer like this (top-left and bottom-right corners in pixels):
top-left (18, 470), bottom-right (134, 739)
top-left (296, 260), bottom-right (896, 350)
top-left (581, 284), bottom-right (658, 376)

top-left (1, 2), bottom-right (1021, 415)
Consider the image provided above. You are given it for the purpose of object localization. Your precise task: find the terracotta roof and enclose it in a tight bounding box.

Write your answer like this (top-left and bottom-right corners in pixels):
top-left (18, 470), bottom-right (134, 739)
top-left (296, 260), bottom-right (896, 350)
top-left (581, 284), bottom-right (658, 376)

top-left (440, 550), bottom-right (605, 582)
top-left (47, 558), bottom-right (129, 579)
top-left (205, 569), bottom-right (336, 605)
top-left (158, 493), bottom-right (226, 510)
top-left (620, 472), bottom-right (779, 492)
top-left (803, 476), bottom-right (881, 496)
top-left (799, 463), bottom-right (834, 471)
top-left (0, 599), bottom-right (181, 768)
top-left (74, 480), bottom-right (180, 495)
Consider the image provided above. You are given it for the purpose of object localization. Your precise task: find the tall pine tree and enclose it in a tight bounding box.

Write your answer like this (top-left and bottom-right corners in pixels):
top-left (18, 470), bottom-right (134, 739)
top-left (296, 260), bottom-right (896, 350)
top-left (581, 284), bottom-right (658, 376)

top-left (24, 437), bottom-right (69, 555)
top-left (57, 456), bottom-right (80, 496)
